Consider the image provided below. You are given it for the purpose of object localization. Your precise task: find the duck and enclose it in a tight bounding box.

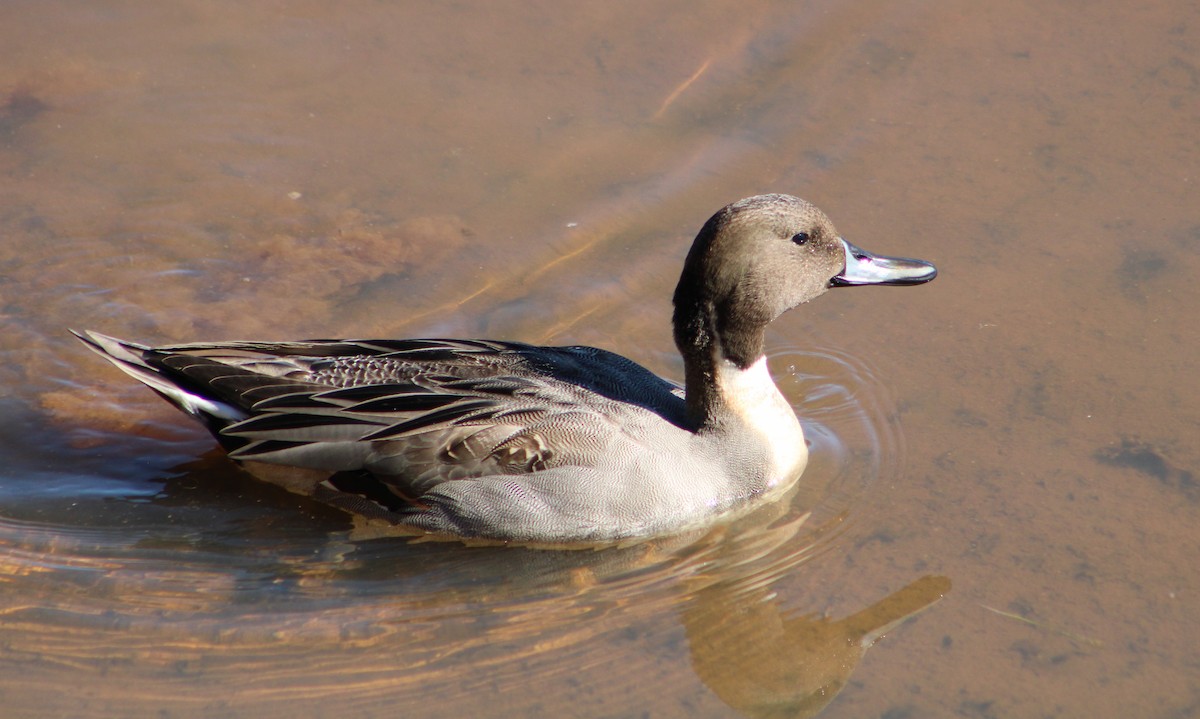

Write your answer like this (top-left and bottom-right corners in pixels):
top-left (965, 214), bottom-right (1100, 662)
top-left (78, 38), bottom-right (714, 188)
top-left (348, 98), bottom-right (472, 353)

top-left (74, 194), bottom-right (936, 545)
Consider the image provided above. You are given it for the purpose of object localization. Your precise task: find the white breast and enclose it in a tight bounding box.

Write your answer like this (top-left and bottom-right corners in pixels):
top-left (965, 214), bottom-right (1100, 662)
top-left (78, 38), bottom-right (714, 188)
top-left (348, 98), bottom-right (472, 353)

top-left (715, 356), bottom-right (808, 485)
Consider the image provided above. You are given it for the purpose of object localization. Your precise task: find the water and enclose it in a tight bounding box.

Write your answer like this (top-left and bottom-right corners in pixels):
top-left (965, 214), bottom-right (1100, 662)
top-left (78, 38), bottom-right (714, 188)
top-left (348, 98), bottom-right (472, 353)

top-left (2, 0), bottom-right (1198, 717)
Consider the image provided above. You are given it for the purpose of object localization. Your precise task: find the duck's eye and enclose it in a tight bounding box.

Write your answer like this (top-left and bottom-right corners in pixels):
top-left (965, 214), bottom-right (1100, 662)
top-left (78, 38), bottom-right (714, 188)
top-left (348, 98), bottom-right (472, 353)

top-left (791, 231), bottom-right (810, 246)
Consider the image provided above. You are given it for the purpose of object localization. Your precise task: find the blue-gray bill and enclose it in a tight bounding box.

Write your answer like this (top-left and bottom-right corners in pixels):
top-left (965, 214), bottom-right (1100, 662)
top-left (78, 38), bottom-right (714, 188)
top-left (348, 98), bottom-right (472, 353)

top-left (831, 238), bottom-right (938, 287)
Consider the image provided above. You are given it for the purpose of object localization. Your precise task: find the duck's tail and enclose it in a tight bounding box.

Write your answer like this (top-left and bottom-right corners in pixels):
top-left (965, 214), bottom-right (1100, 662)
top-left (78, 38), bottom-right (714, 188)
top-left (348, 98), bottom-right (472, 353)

top-left (71, 330), bottom-right (249, 437)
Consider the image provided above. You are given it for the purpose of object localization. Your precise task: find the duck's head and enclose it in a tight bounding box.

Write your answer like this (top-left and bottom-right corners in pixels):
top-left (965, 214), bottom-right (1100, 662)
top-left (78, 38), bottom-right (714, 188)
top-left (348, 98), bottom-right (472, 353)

top-left (672, 194), bottom-right (937, 369)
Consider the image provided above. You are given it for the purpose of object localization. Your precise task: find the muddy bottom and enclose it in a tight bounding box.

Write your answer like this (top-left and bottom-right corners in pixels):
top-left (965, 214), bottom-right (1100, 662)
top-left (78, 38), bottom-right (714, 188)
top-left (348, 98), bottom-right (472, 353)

top-left (1, 0), bottom-right (1197, 717)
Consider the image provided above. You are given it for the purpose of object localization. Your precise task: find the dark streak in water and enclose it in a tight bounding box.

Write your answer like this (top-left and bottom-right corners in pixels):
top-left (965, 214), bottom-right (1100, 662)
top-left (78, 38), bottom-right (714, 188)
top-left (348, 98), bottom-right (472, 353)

top-left (1094, 437), bottom-right (1197, 502)
top-left (0, 89), bottom-right (48, 141)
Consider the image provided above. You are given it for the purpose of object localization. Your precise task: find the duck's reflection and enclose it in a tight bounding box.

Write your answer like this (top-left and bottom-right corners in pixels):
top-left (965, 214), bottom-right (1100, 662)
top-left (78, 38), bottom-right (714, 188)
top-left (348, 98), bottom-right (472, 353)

top-left (685, 572), bottom-right (949, 719)
top-left (658, 492), bottom-right (950, 719)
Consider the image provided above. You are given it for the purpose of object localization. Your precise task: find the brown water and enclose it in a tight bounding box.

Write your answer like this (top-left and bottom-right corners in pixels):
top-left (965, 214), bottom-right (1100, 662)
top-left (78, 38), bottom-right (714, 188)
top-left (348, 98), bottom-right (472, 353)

top-left (1, 1), bottom-right (1197, 717)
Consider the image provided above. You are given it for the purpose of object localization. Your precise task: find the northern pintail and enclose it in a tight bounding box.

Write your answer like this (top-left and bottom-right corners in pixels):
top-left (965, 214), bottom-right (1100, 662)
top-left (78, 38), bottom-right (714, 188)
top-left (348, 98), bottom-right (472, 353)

top-left (75, 194), bottom-right (936, 545)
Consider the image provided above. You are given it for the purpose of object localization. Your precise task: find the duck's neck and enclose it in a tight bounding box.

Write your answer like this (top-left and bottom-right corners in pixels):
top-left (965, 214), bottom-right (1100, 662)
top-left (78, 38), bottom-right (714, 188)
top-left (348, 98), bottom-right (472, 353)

top-left (673, 293), bottom-right (806, 482)
top-left (674, 294), bottom-right (770, 427)
top-left (680, 339), bottom-right (787, 434)
top-left (679, 336), bottom-right (808, 484)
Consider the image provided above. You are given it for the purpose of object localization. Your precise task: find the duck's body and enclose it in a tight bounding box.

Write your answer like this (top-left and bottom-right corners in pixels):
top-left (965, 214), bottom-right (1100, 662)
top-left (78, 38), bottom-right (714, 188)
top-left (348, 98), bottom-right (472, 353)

top-left (76, 194), bottom-right (936, 545)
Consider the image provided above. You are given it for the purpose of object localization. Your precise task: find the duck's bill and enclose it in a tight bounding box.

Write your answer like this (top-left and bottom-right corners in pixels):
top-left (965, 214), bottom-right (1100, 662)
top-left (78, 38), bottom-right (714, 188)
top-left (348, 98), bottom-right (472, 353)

top-left (831, 238), bottom-right (938, 287)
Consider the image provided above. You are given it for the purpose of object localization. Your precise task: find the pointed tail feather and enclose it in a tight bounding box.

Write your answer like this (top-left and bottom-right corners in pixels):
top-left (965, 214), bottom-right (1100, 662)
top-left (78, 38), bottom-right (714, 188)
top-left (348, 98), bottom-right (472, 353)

top-left (71, 330), bottom-right (248, 429)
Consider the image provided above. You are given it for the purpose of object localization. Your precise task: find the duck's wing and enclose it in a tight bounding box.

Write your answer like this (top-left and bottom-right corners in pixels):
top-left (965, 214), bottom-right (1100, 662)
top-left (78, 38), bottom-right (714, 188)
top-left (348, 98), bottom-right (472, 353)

top-left (75, 332), bottom-right (689, 501)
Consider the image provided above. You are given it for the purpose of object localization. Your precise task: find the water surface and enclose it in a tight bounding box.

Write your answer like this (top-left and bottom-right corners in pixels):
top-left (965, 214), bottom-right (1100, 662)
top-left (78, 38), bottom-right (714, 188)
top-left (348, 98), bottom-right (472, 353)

top-left (1, 1), bottom-right (1197, 717)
